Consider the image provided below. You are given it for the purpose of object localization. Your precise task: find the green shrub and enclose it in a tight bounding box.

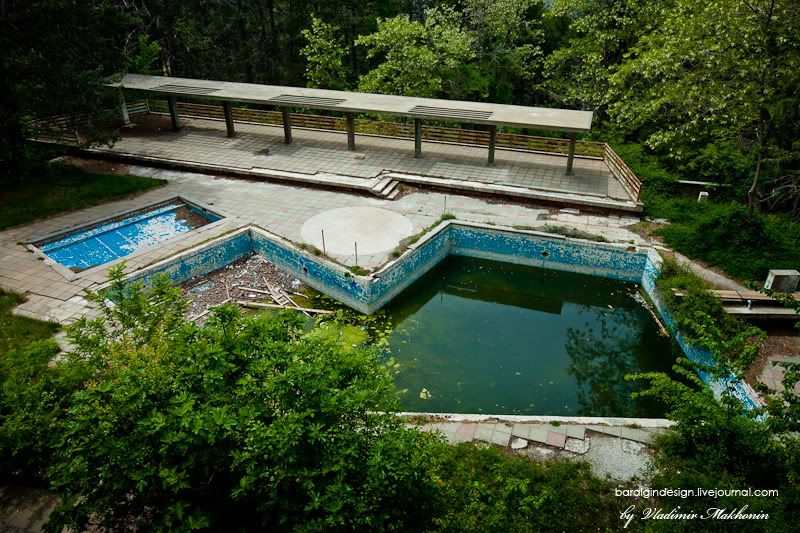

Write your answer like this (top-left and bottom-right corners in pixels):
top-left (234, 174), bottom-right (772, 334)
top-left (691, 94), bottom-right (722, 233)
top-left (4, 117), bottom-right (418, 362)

top-left (435, 445), bottom-right (629, 531)
top-left (0, 339), bottom-right (90, 481)
top-left (656, 204), bottom-right (800, 281)
top-left (632, 364), bottom-right (800, 532)
top-left (46, 271), bottom-right (444, 531)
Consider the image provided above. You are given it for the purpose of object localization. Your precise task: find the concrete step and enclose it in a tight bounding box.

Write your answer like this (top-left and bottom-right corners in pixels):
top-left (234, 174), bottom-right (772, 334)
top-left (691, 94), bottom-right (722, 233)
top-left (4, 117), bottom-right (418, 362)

top-left (386, 186), bottom-right (401, 201)
top-left (371, 176), bottom-right (394, 195)
top-left (380, 180), bottom-right (400, 198)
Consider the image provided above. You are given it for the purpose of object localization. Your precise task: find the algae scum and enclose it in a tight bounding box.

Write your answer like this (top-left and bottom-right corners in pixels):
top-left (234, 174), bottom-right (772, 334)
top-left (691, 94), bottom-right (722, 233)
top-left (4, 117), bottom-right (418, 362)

top-left (385, 256), bottom-right (679, 417)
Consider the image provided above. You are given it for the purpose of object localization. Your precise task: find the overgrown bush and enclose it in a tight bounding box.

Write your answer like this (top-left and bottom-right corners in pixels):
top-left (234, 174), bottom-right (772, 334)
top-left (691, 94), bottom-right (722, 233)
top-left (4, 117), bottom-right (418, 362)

top-left (656, 203), bottom-right (800, 282)
top-left (435, 445), bottom-right (627, 531)
top-left (655, 258), bottom-right (764, 373)
top-left (46, 270), bottom-right (444, 531)
top-left (632, 363), bottom-right (800, 532)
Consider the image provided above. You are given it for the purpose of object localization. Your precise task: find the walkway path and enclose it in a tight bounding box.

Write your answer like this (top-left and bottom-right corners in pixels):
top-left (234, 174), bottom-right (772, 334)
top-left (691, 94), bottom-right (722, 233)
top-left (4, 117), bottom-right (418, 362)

top-left (0, 160), bottom-right (643, 326)
top-left (410, 417), bottom-right (671, 481)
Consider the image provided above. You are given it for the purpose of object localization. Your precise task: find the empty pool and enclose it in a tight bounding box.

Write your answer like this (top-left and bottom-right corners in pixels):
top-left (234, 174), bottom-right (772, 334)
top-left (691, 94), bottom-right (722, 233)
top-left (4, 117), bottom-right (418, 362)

top-left (35, 199), bottom-right (221, 272)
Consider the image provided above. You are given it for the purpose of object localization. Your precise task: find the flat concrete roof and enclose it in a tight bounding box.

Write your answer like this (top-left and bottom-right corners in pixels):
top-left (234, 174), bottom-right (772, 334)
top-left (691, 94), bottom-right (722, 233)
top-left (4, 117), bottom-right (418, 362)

top-left (113, 74), bottom-right (594, 132)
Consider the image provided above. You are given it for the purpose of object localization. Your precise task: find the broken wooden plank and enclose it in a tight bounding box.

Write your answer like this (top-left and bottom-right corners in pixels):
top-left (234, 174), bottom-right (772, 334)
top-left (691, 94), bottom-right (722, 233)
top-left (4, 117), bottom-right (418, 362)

top-left (234, 300), bottom-right (333, 314)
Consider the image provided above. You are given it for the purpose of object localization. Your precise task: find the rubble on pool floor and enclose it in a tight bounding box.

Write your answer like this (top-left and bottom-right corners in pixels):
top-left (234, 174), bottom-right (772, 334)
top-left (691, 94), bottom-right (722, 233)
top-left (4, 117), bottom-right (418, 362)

top-left (180, 252), bottom-right (305, 321)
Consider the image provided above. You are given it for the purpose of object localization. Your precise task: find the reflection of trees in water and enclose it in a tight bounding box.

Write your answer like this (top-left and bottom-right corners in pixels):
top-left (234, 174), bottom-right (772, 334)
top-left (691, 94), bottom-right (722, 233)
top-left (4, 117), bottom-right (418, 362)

top-left (565, 308), bottom-right (642, 417)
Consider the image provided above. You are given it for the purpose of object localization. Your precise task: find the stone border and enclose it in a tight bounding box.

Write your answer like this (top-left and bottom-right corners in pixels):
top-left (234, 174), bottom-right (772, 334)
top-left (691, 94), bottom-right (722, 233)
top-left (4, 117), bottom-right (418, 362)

top-left (397, 412), bottom-right (674, 427)
top-left (25, 195), bottom-right (230, 282)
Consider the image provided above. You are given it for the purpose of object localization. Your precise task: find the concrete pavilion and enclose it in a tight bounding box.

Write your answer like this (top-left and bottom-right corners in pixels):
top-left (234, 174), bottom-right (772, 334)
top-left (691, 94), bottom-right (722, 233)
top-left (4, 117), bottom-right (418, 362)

top-left (112, 74), bottom-right (593, 175)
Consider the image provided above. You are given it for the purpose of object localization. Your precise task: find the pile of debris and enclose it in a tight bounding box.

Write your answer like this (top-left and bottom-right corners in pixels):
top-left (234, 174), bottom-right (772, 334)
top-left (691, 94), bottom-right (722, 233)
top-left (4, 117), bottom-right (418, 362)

top-left (180, 253), bottom-right (329, 321)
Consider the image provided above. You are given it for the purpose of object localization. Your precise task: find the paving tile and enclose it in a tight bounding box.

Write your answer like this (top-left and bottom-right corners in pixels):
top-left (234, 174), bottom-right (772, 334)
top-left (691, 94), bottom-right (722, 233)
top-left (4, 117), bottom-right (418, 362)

top-left (489, 429), bottom-right (511, 447)
top-left (494, 423), bottom-right (513, 435)
top-left (545, 431), bottom-right (567, 449)
top-left (511, 423), bottom-right (530, 439)
top-left (456, 423), bottom-right (477, 438)
top-left (474, 425), bottom-right (495, 442)
top-left (528, 426), bottom-right (549, 444)
top-left (563, 425), bottom-right (586, 440)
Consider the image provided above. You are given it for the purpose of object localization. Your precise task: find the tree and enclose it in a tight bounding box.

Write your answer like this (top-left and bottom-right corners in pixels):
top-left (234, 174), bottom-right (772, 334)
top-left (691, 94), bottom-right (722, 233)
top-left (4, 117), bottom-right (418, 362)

top-left (542, 0), bottom-right (659, 115)
top-left (356, 7), bottom-right (475, 98)
top-left (462, 0), bottom-right (545, 104)
top-left (0, 1), bottom-right (133, 177)
top-left (608, 0), bottom-right (800, 213)
top-left (47, 269), bottom-right (443, 531)
top-left (300, 17), bottom-right (348, 89)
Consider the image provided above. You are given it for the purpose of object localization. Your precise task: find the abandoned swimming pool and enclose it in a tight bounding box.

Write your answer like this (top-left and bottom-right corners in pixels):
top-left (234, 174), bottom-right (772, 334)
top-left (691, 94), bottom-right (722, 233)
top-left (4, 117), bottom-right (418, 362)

top-left (385, 256), bottom-right (679, 417)
top-left (119, 222), bottom-right (761, 417)
top-left (32, 198), bottom-right (220, 272)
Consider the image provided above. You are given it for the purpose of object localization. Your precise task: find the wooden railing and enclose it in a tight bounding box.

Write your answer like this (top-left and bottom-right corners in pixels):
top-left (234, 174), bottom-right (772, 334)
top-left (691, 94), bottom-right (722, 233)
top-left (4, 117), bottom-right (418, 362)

top-left (603, 143), bottom-right (642, 200)
top-left (28, 99), bottom-right (642, 201)
top-left (25, 102), bottom-right (150, 145)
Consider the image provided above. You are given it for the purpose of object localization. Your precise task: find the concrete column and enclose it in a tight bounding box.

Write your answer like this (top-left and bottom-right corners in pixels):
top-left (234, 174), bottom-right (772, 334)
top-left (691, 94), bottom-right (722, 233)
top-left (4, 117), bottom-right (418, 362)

top-left (167, 96), bottom-right (181, 131)
top-left (414, 118), bottom-right (422, 158)
top-left (566, 132), bottom-right (576, 175)
top-left (281, 107), bottom-right (292, 144)
top-left (119, 89), bottom-right (130, 125)
top-left (346, 112), bottom-right (355, 151)
top-left (488, 125), bottom-right (497, 166)
top-left (223, 102), bottom-right (235, 138)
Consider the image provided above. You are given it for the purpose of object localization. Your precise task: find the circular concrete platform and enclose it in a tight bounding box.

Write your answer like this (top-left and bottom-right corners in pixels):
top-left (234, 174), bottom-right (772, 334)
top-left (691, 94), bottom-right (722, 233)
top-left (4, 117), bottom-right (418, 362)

top-left (301, 206), bottom-right (414, 255)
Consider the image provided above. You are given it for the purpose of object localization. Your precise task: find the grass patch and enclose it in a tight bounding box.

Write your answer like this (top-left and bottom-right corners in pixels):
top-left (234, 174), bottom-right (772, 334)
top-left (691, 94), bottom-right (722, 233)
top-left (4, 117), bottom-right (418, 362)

top-left (390, 212), bottom-right (456, 258)
top-left (348, 265), bottom-right (369, 276)
top-left (654, 257), bottom-right (762, 355)
top-left (543, 225), bottom-right (609, 242)
top-left (655, 203), bottom-right (800, 282)
top-left (0, 161), bottom-right (166, 230)
top-left (0, 290), bottom-right (59, 359)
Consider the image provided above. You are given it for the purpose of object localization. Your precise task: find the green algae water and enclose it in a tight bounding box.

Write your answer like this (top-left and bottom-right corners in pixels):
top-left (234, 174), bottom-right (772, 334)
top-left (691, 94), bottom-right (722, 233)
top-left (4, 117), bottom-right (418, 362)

top-left (385, 256), bottom-right (679, 417)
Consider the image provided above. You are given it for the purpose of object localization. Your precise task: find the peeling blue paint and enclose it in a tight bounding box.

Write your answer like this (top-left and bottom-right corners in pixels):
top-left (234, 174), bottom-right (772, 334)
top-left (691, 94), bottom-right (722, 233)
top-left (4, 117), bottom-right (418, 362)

top-left (36, 200), bottom-right (220, 271)
top-left (125, 223), bottom-right (761, 411)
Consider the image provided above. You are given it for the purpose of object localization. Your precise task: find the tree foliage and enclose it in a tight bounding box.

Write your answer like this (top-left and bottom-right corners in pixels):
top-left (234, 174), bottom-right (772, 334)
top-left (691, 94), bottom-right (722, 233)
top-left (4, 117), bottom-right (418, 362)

top-left (609, 0), bottom-right (800, 212)
top-left (0, 0), bottom-right (133, 175)
top-left (543, 0), bottom-right (656, 113)
top-left (300, 17), bottom-right (348, 90)
top-left (46, 269), bottom-right (443, 531)
top-left (356, 7), bottom-right (476, 98)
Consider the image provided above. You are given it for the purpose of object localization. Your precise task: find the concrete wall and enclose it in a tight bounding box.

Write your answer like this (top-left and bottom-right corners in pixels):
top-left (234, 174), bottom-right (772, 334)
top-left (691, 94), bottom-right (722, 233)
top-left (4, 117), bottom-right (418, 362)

top-left (124, 222), bottom-right (761, 411)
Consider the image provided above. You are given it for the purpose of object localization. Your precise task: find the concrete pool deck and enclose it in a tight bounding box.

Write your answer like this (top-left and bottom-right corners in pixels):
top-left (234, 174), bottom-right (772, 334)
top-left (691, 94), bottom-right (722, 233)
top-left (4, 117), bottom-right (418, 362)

top-left (85, 115), bottom-right (640, 212)
top-left (0, 159), bottom-right (644, 326)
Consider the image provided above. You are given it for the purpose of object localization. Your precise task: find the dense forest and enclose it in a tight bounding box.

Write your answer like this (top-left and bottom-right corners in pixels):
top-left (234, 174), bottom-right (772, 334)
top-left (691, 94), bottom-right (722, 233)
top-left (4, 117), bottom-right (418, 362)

top-left (2, 0), bottom-right (799, 218)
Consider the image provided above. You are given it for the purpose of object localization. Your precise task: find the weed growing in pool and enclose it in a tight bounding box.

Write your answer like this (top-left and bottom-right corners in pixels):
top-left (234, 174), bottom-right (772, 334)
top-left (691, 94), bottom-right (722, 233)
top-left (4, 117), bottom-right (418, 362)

top-left (392, 212), bottom-right (458, 257)
top-left (348, 265), bottom-right (369, 276)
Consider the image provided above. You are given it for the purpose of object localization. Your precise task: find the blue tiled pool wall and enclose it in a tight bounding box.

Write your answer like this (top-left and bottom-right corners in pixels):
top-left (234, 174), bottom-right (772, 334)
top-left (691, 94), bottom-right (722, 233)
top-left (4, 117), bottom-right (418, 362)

top-left (367, 228), bottom-right (453, 312)
top-left (448, 225), bottom-right (647, 282)
top-left (640, 252), bottom-right (761, 411)
top-left (250, 231), bottom-right (372, 312)
top-left (121, 223), bottom-right (761, 411)
top-left (126, 230), bottom-right (253, 287)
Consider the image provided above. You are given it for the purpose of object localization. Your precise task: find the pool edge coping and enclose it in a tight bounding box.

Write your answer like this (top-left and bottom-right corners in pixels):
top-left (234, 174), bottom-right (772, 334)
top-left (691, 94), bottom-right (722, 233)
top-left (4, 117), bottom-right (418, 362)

top-left (397, 412), bottom-right (674, 427)
top-left (25, 195), bottom-right (232, 282)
